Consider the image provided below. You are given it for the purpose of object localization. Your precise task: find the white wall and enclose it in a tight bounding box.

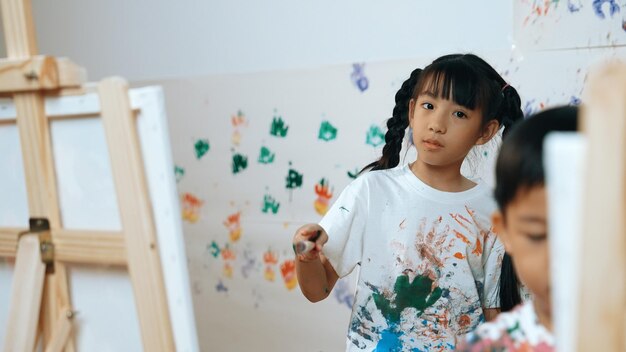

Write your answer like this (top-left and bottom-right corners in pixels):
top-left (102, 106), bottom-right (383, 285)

top-left (0, 0), bottom-right (512, 81)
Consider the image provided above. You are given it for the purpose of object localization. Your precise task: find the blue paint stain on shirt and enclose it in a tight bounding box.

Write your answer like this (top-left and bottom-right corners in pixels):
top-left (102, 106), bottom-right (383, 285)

top-left (375, 327), bottom-right (403, 352)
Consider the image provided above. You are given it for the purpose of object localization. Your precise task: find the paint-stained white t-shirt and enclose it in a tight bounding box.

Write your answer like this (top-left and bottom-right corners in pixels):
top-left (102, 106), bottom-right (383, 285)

top-left (320, 165), bottom-right (503, 352)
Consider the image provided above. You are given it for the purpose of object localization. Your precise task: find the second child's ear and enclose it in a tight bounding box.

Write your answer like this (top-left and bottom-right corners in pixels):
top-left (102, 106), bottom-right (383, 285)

top-left (492, 210), bottom-right (513, 254)
top-left (476, 120), bottom-right (500, 145)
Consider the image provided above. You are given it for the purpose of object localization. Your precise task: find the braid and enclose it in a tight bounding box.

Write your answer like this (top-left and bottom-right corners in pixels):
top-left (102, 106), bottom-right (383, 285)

top-left (361, 68), bottom-right (422, 173)
top-left (499, 85), bottom-right (524, 138)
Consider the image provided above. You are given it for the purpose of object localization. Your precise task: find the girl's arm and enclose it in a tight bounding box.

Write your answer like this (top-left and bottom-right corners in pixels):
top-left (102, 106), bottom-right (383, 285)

top-left (294, 224), bottom-right (339, 302)
top-left (483, 308), bottom-right (500, 321)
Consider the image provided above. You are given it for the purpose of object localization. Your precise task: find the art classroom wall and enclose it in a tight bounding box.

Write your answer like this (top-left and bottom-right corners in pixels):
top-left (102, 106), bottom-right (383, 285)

top-left (0, 1), bottom-right (624, 351)
top-left (140, 2), bottom-right (626, 348)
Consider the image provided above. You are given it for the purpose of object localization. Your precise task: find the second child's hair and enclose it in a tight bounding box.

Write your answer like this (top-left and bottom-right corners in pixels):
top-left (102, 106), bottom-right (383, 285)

top-left (363, 53), bottom-right (524, 172)
top-left (494, 105), bottom-right (578, 311)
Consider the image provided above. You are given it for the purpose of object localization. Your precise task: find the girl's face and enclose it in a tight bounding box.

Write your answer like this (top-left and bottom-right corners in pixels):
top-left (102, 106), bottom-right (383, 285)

top-left (493, 186), bottom-right (550, 315)
top-left (408, 92), bottom-right (498, 168)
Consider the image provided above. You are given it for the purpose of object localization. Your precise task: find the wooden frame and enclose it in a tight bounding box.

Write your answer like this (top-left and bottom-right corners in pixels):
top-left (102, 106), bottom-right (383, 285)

top-left (0, 0), bottom-right (177, 350)
top-left (575, 62), bottom-right (626, 351)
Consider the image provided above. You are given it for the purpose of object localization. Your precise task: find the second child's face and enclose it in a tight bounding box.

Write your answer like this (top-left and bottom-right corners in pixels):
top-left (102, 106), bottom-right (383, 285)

top-left (494, 186), bottom-right (550, 313)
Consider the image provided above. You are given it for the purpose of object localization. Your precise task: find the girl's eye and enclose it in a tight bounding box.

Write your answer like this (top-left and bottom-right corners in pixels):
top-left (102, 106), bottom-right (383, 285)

top-left (453, 111), bottom-right (467, 119)
top-left (421, 103), bottom-right (434, 110)
top-left (526, 233), bottom-right (547, 242)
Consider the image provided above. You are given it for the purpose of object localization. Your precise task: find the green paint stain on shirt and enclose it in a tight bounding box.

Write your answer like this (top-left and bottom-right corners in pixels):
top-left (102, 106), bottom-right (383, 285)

top-left (372, 274), bottom-right (442, 324)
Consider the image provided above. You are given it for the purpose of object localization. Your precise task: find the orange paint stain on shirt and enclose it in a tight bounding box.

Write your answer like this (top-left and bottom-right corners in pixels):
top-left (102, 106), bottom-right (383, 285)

top-left (454, 252), bottom-right (466, 259)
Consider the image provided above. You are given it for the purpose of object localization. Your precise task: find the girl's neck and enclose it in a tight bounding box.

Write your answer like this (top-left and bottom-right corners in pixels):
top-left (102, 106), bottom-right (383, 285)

top-left (410, 158), bottom-right (476, 192)
top-left (533, 299), bottom-right (553, 333)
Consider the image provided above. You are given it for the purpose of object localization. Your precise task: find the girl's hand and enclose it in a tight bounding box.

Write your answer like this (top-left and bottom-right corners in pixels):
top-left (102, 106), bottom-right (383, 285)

top-left (293, 224), bottom-right (328, 262)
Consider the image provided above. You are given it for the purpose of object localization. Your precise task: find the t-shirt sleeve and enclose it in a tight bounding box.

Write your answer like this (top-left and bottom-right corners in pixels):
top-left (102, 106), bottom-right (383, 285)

top-left (319, 177), bottom-right (368, 278)
top-left (481, 234), bottom-right (504, 308)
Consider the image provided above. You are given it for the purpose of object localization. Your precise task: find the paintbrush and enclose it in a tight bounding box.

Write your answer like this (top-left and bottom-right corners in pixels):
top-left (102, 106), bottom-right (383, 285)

top-left (295, 230), bottom-right (322, 255)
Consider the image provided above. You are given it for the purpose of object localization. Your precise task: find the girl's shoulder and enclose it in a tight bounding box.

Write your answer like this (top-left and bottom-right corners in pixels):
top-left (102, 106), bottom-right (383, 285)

top-left (456, 302), bottom-right (554, 352)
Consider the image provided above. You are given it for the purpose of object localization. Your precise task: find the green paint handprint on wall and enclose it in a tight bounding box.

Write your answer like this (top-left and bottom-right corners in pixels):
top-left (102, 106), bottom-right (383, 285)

top-left (258, 146), bottom-right (276, 164)
top-left (232, 153), bottom-right (248, 174)
top-left (194, 139), bottom-right (210, 159)
top-left (270, 112), bottom-right (289, 137)
top-left (366, 125), bottom-right (385, 147)
top-left (318, 120), bottom-right (338, 141)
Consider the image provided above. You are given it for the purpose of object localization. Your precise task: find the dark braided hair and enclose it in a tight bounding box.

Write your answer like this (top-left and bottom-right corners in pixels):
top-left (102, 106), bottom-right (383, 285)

top-left (361, 68), bottom-right (422, 172)
top-left (362, 54), bottom-right (524, 173)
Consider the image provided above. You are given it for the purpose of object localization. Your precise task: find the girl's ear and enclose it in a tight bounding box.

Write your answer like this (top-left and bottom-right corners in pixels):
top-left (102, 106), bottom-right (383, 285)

top-left (475, 120), bottom-right (500, 145)
top-left (492, 210), bottom-right (513, 254)
top-left (408, 99), bottom-right (416, 124)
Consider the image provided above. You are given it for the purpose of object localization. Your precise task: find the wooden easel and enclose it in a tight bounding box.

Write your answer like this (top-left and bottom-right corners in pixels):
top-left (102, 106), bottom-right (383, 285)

top-left (0, 0), bottom-right (175, 350)
top-left (574, 62), bottom-right (626, 351)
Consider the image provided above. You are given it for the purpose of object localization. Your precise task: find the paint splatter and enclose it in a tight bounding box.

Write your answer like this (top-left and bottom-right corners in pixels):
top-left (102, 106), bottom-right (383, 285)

top-left (280, 259), bottom-right (297, 290)
top-left (454, 252), bottom-right (466, 260)
top-left (231, 110), bottom-right (248, 146)
top-left (375, 327), bottom-right (403, 352)
top-left (231, 153), bottom-right (248, 174)
top-left (593, 0), bottom-right (620, 19)
top-left (262, 194), bottom-right (280, 214)
top-left (334, 280), bottom-right (355, 309)
top-left (569, 95), bottom-right (581, 105)
top-left (366, 125), bottom-right (385, 147)
top-left (181, 192), bottom-right (203, 223)
top-left (258, 146), bottom-right (275, 164)
top-left (221, 245), bottom-right (236, 278)
top-left (351, 63), bottom-right (369, 92)
top-left (270, 111), bottom-right (289, 137)
top-left (174, 165), bottom-right (185, 183)
top-left (263, 249), bottom-right (278, 282)
top-left (398, 219), bottom-right (407, 231)
top-left (194, 139), bottom-right (210, 159)
top-left (208, 241), bottom-right (221, 258)
top-left (241, 249), bottom-right (256, 278)
top-left (223, 212), bottom-right (242, 242)
top-left (285, 167), bottom-right (303, 189)
top-left (216, 280), bottom-right (228, 293)
top-left (314, 178), bottom-right (333, 215)
top-left (372, 274), bottom-right (443, 324)
top-left (347, 168), bottom-right (359, 179)
top-left (318, 120), bottom-right (338, 141)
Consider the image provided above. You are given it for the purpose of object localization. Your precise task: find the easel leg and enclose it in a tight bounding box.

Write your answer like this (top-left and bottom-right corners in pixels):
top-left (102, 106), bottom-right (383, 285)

top-left (2, 234), bottom-right (46, 352)
top-left (44, 307), bottom-right (74, 352)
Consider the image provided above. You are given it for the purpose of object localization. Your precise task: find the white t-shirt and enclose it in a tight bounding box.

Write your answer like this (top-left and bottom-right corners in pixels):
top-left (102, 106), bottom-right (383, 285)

top-left (320, 165), bottom-right (503, 351)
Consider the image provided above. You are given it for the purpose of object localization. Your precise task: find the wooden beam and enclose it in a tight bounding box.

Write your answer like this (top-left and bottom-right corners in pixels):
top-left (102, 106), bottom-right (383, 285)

top-left (99, 77), bottom-right (175, 351)
top-left (44, 307), bottom-right (74, 352)
top-left (0, 56), bottom-right (86, 93)
top-left (2, 234), bottom-right (46, 352)
top-left (577, 63), bottom-right (626, 351)
top-left (0, 228), bottom-right (127, 265)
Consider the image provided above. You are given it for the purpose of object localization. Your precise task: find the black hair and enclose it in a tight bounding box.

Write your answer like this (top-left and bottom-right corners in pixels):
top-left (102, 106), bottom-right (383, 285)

top-left (495, 105), bottom-right (578, 311)
top-left (362, 53), bottom-right (524, 172)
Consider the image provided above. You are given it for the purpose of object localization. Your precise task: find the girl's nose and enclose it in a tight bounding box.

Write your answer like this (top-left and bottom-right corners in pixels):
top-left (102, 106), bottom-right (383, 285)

top-left (428, 114), bottom-right (446, 134)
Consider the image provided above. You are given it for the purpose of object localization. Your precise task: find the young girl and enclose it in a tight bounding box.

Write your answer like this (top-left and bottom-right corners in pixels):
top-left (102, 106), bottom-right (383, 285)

top-left (457, 106), bottom-right (578, 351)
top-left (293, 54), bottom-right (524, 351)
